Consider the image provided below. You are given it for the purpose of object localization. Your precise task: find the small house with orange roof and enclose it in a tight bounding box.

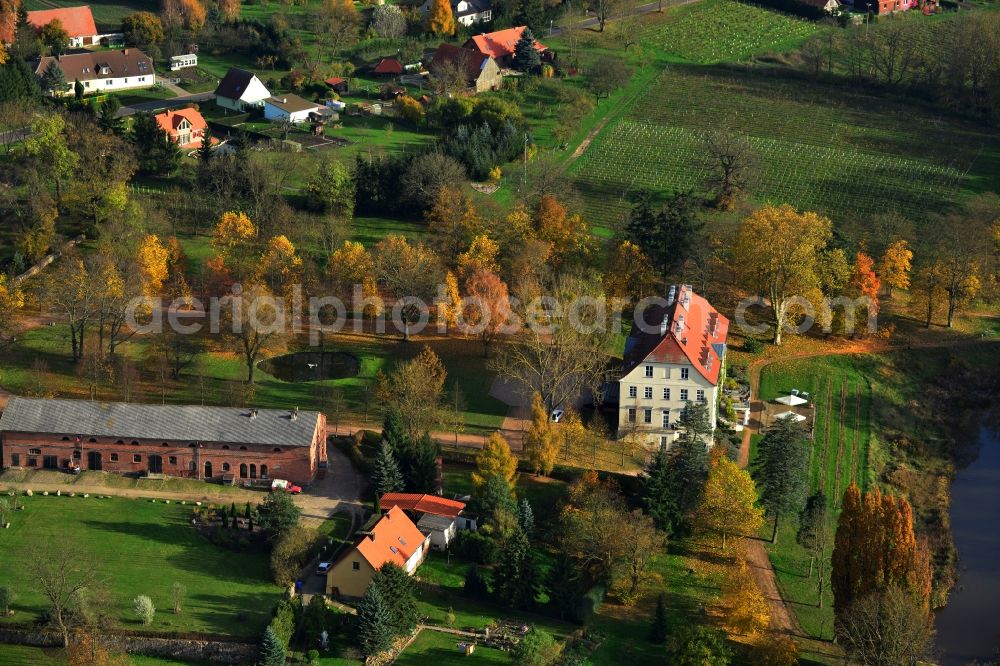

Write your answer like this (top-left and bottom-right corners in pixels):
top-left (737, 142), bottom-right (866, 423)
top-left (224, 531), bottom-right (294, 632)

top-left (154, 107), bottom-right (208, 149)
top-left (617, 285), bottom-right (729, 449)
top-left (26, 6), bottom-right (122, 48)
top-left (380, 492), bottom-right (477, 549)
top-left (325, 505), bottom-right (431, 599)
top-left (463, 26), bottom-right (547, 68)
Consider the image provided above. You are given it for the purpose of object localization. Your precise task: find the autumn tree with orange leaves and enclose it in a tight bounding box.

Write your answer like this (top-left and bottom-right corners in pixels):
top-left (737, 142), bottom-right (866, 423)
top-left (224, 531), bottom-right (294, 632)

top-left (462, 268), bottom-right (513, 358)
top-left (831, 483), bottom-right (933, 630)
top-left (162, 0), bottom-right (205, 30)
top-left (850, 251), bottom-right (881, 315)
top-left (878, 239), bottom-right (913, 297)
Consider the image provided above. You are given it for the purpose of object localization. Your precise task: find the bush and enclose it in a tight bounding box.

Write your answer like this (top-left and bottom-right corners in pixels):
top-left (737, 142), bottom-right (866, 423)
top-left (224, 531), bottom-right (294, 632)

top-left (396, 95), bottom-right (425, 126)
top-left (512, 626), bottom-right (562, 666)
top-left (743, 337), bottom-right (764, 354)
top-left (133, 595), bottom-right (155, 625)
top-left (452, 530), bottom-right (499, 564)
top-left (570, 585), bottom-right (605, 625)
top-left (269, 598), bottom-right (299, 647)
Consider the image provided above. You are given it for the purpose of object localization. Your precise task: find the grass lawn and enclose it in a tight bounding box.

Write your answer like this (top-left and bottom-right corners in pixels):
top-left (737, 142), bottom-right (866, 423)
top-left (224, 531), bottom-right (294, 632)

top-left (0, 645), bottom-right (210, 665)
top-left (394, 630), bottom-right (510, 666)
top-left (442, 466), bottom-right (568, 521)
top-left (0, 495), bottom-right (280, 637)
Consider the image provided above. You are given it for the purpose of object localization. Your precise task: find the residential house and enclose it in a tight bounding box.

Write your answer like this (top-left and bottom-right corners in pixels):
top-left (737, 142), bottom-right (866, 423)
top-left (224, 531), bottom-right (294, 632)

top-left (169, 54), bottom-right (198, 71)
top-left (429, 43), bottom-right (502, 93)
top-left (26, 6), bottom-right (122, 48)
top-left (324, 76), bottom-right (349, 94)
top-left (797, 0), bottom-right (842, 12)
top-left (154, 107), bottom-right (208, 149)
top-left (372, 57), bottom-right (403, 77)
top-left (464, 26), bottom-right (547, 68)
top-left (380, 492), bottom-right (476, 550)
top-left (616, 285), bottom-right (729, 449)
top-left (34, 48), bottom-right (154, 95)
top-left (0, 397), bottom-right (327, 484)
top-left (263, 94), bottom-right (329, 123)
top-left (213, 67), bottom-right (271, 112)
top-left (419, 0), bottom-right (492, 26)
top-left (325, 506), bottom-right (431, 599)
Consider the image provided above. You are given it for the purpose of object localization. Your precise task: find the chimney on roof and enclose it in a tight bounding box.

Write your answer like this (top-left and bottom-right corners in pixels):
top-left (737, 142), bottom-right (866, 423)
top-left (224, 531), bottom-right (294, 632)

top-left (666, 285), bottom-right (677, 306)
top-left (660, 316), bottom-right (668, 336)
top-left (249, 409), bottom-right (258, 419)
top-left (291, 407), bottom-right (299, 421)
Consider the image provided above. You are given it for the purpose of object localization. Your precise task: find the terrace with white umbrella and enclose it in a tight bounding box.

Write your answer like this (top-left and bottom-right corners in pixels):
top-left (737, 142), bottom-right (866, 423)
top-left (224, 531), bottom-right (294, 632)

top-left (762, 389), bottom-right (815, 436)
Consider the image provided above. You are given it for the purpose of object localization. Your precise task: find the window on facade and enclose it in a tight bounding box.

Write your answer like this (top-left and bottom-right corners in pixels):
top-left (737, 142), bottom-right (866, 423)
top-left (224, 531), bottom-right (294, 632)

top-left (169, 456), bottom-right (177, 465)
top-left (643, 408), bottom-right (652, 424)
top-left (660, 436), bottom-right (669, 449)
top-left (273, 448), bottom-right (281, 452)
top-left (27, 457), bottom-right (37, 467)
top-left (663, 387), bottom-right (670, 400)
top-left (645, 365), bottom-right (653, 377)
top-left (11, 454), bottom-right (20, 466)
top-left (662, 410), bottom-right (670, 428)
top-left (73, 450), bottom-right (81, 459)
top-left (132, 454), bottom-right (141, 463)
top-left (62, 437), bottom-right (71, 441)
top-left (697, 389), bottom-right (706, 402)
top-left (131, 441), bottom-right (139, 446)
top-left (89, 438), bottom-right (96, 443)
top-left (352, 561), bottom-right (360, 571)
top-left (220, 462), bottom-right (230, 472)
top-left (680, 389), bottom-right (689, 401)
top-left (681, 368), bottom-right (690, 380)
top-left (627, 408), bottom-right (636, 423)
top-left (628, 386), bottom-right (637, 399)
top-left (28, 448), bottom-right (41, 455)
top-left (260, 465), bottom-right (268, 479)
top-left (644, 386), bottom-right (653, 399)
top-left (110, 453), bottom-right (119, 462)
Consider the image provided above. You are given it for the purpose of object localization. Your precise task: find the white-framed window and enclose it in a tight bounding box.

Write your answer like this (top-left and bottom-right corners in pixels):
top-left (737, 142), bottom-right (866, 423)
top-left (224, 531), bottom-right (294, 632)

top-left (106, 79), bottom-right (113, 85)
top-left (628, 386), bottom-right (637, 399)
top-left (681, 368), bottom-right (690, 380)
top-left (627, 408), bottom-right (637, 423)
top-left (660, 435), bottom-right (669, 449)
top-left (662, 387), bottom-right (670, 400)
top-left (697, 389), bottom-right (706, 402)
top-left (644, 386), bottom-right (653, 400)
top-left (662, 410), bottom-right (670, 428)
top-left (132, 454), bottom-right (141, 463)
top-left (643, 408), bottom-right (652, 424)
top-left (680, 389), bottom-right (689, 401)
top-left (645, 365), bottom-right (653, 378)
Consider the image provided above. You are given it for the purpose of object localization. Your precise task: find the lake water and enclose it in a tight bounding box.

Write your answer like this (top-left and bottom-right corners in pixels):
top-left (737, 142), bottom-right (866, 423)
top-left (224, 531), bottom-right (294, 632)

top-left (935, 426), bottom-right (1000, 665)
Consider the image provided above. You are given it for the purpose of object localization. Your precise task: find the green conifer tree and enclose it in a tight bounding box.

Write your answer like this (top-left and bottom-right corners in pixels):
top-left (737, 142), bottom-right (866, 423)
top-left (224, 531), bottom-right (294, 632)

top-left (258, 626), bottom-right (287, 666)
top-left (356, 584), bottom-right (395, 657)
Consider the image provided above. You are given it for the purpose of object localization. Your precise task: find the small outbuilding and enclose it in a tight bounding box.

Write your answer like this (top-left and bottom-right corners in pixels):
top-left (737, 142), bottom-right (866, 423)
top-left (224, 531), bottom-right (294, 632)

top-left (372, 57), bottom-right (403, 77)
top-left (263, 94), bottom-right (327, 123)
top-left (324, 76), bottom-right (349, 94)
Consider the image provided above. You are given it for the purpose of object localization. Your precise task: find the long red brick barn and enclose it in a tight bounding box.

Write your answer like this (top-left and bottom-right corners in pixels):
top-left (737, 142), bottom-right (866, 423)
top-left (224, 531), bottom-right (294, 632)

top-left (0, 397), bottom-right (326, 485)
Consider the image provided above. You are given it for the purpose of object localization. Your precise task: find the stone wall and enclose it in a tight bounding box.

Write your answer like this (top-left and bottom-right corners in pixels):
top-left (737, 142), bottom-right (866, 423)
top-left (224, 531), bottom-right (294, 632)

top-left (0, 627), bottom-right (257, 664)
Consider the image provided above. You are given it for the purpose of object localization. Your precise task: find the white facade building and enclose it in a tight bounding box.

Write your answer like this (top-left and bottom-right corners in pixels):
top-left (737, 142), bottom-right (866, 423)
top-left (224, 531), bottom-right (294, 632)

top-left (617, 285), bottom-right (729, 449)
top-left (34, 49), bottom-right (155, 95)
top-left (170, 54), bottom-right (198, 71)
top-left (213, 68), bottom-right (271, 112)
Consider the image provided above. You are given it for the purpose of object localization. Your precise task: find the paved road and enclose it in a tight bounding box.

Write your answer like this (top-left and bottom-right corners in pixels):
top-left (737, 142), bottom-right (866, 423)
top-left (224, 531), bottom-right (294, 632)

top-left (114, 91), bottom-right (216, 118)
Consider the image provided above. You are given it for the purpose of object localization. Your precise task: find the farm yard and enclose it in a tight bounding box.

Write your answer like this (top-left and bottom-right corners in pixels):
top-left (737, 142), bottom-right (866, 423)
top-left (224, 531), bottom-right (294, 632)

top-left (0, 495), bottom-right (281, 637)
top-left (640, 0), bottom-right (819, 64)
top-left (571, 65), bottom-right (1000, 229)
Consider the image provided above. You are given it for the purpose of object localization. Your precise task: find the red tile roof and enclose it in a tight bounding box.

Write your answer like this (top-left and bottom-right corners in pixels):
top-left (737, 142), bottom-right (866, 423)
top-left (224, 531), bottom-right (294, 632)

top-left (381, 493), bottom-right (466, 519)
top-left (353, 506), bottom-right (428, 570)
top-left (373, 57), bottom-right (403, 75)
top-left (465, 26), bottom-right (546, 60)
top-left (623, 285), bottom-right (729, 385)
top-left (324, 76), bottom-right (347, 86)
top-left (154, 107), bottom-right (207, 135)
top-left (27, 6), bottom-right (98, 38)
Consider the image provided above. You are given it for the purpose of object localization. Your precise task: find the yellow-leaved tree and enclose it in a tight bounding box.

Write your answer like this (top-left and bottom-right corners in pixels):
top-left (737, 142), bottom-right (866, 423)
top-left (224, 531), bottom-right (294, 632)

top-left (878, 239), bottom-right (913, 296)
top-left (211, 211), bottom-right (257, 283)
top-left (136, 234), bottom-right (170, 295)
top-left (603, 240), bottom-right (659, 303)
top-left (427, 0), bottom-right (455, 36)
top-left (721, 560), bottom-right (771, 637)
top-left (472, 432), bottom-right (518, 491)
top-left (260, 234), bottom-right (303, 297)
top-left (695, 456), bottom-right (764, 551)
top-left (329, 240), bottom-right (373, 294)
top-left (457, 235), bottom-right (500, 280)
top-left (524, 392), bottom-right (561, 476)
top-left (732, 204), bottom-right (832, 345)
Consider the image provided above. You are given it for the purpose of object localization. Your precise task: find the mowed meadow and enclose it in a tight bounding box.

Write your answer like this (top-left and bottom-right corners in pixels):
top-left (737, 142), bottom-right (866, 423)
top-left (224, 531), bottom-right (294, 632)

top-left (0, 495), bottom-right (280, 636)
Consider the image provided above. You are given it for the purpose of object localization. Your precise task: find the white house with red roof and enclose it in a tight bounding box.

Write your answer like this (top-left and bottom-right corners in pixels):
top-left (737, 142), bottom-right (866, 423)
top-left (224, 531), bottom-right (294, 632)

top-left (380, 492), bottom-right (477, 550)
top-left (618, 285), bottom-right (729, 449)
top-left (26, 6), bottom-right (122, 49)
top-left (325, 505), bottom-right (431, 599)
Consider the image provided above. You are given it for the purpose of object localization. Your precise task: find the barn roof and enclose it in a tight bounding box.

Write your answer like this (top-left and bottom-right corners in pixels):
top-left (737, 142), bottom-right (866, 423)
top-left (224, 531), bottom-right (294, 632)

top-left (381, 493), bottom-right (466, 518)
top-left (27, 6), bottom-right (98, 38)
top-left (0, 397), bottom-right (321, 448)
top-left (465, 26), bottom-right (546, 60)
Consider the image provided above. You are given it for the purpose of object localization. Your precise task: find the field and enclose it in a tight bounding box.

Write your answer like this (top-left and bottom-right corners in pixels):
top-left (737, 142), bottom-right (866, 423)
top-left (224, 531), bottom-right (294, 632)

top-left (0, 495), bottom-right (280, 637)
top-left (572, 64), bottom-right (999, 229)
top-left (393, 630), bottom-right (509, 666)
top-left (23, 0), bottom-right (148, 31)
top-left (753, 354), bottom-right (874, 638)
top-left (0, 645), bottom-right (205, 665)
top-left (642, 0), bottom-right (819, 64)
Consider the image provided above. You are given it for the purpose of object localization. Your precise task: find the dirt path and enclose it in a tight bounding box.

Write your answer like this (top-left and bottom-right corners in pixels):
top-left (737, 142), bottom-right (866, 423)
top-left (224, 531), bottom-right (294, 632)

top-left (745, 538), bottom-right (801, 634)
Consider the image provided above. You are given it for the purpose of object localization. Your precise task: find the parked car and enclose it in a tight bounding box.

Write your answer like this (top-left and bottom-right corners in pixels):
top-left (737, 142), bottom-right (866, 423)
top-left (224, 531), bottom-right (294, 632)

top-left (316, 562), bottom-right (332, 576)
top-left (271, 479), bottom-right (302, 495)
top-left (551, 408), bottom-right (564, 423)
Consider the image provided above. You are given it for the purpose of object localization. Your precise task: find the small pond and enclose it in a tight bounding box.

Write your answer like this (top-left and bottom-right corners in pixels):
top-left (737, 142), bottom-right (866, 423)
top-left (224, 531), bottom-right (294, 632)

top-left (259, 351), bottom-right (360, 382)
